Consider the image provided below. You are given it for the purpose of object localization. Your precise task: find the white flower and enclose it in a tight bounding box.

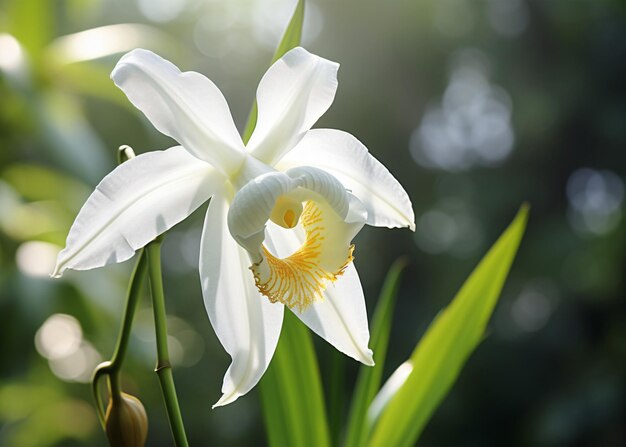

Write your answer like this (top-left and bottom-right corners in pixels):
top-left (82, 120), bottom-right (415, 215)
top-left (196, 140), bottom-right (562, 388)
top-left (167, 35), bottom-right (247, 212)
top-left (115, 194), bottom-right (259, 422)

top-left (52, 47), bottom-right (415, 407)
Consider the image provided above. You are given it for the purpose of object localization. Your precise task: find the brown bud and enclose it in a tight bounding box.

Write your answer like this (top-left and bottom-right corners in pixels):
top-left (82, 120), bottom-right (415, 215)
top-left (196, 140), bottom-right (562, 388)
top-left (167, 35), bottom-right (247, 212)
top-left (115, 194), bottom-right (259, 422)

top-left (105, 392), bottom-right (148, 447)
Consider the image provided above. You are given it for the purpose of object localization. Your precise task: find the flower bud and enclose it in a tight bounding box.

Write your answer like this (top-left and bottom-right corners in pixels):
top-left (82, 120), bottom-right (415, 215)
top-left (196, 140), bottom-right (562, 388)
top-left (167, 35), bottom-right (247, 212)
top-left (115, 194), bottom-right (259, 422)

top-left (117, 145), bottom-right (136, 164)
top-left (105, 392), bottom-right (148, 447)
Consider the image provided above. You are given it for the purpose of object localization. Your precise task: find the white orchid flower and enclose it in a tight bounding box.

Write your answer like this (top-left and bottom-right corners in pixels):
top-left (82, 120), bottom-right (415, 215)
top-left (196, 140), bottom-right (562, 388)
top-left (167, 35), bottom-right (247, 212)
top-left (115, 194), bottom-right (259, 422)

top-left (52, 47), bottom-right (415, 407)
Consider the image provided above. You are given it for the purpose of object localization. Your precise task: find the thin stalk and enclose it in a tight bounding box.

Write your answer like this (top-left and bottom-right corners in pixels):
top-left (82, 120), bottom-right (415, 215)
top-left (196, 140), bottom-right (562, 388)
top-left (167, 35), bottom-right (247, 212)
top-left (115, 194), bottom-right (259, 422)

top-left (92, 251), bottom-right (148, 428)
top-left (110, 251), bottom-right (148, 389)
top-left (146, 239), bottom-right (189, 447)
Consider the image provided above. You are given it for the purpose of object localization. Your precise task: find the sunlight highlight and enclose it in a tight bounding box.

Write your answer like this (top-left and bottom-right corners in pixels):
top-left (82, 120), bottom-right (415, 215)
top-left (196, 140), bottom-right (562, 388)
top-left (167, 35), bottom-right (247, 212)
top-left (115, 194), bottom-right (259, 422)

top-left (48, 24), bottom-right (169, 64)
top-left (35, 314), bottom-right (102, 383)
top-left (16, 241), bottom-right (60, 278)
top-left (0, 34), bottom-right (24, 74)
top-left (410, 49), bottom-right (514, 171)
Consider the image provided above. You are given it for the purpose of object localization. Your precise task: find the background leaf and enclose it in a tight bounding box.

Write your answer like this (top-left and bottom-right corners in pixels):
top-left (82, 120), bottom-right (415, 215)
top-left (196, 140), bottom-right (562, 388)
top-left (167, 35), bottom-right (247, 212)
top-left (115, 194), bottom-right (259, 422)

top-left (344, 258), bottom-right (406, 447)
top-left (369, 205), bottom-right (529, 447)
top-left (259, 312), bottom-right (330, 447)
top-left (4, 0), bottom-right (53, 64)
top-left (242, 0), bottom-right (304, 144)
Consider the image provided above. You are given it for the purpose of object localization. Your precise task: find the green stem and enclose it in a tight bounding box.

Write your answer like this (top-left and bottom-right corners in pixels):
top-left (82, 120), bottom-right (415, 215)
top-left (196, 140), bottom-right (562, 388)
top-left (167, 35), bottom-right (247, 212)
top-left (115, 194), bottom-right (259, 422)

top-left (146, 239), bottom-right (189, 447)
top-left (92, 363), bottom-right (111, 429)
top-left (110, 251), bottom-right (148, 387)
top-left (92, 251), bottom-right (148, 428)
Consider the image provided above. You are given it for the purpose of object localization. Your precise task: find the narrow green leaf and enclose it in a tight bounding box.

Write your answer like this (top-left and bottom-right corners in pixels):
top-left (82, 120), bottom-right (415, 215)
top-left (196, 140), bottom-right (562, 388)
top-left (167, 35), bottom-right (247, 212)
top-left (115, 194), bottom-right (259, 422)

top-left (369, 205), bottom-right (529, 447)
top-left (269, 0), bottom-right (305, 65)
top-left (326, 348), bottom-right (345, 446)
top-left (259, 359), bottom-right (292, 447)
top-left (344, 259), bottom-right (406, 447)
top-left (241, 101), bottom-right (258, 146)
top-left (260, 311), bottom-right (331, 447)
top-left (242, 0), bottom-right (304, 144)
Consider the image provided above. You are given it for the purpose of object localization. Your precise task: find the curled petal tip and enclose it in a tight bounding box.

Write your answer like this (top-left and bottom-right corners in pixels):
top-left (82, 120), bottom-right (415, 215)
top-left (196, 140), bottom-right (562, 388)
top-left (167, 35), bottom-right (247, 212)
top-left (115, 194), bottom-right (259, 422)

top-left (409, 221), bottom-right (416, 232)
top-left (212, 392), bottom-right (241, 409)
top-left (50, 264), bottom-right (64, 279)
top-left (362, 350), bottom-right (375, 367)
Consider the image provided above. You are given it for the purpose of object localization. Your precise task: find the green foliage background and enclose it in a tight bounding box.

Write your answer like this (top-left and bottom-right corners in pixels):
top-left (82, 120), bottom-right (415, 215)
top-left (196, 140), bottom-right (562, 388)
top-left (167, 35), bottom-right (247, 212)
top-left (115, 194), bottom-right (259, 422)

top-left (0, 0), bottom-right (624, 446)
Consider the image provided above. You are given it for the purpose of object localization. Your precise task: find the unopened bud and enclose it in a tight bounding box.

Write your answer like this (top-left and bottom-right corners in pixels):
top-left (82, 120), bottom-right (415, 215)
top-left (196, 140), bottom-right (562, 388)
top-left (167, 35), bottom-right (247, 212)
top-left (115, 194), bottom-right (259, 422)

top-left (105, 392), bottom-right (148, 447)
top-left (117, 145), bottom-right (136, 165)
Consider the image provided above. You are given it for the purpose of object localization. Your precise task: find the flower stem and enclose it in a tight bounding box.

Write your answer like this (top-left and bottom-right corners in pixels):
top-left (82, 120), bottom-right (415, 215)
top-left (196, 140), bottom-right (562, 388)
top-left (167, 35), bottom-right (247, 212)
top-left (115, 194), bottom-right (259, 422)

top-left (146, 238), bottom-right (189, 447)
top-left (110, 250), bottom-right (148, 389)
top-left (92, 250), bottom-right (148, 429)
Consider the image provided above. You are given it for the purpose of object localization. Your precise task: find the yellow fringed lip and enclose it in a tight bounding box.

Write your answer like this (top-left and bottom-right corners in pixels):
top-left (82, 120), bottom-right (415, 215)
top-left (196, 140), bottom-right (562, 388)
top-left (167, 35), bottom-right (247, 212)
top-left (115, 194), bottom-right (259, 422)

top-left (227, 165), bottom-right (367, 311)
top-left (251, 201), bottom-right (356, 312)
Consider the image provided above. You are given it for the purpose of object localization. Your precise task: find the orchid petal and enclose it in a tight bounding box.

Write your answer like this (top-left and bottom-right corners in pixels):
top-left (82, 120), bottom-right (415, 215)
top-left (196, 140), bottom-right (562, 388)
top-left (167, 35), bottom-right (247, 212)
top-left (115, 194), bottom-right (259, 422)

top-left (53, 147), bottom-right (221, 277)
top-left (266, 223), bottom-right (374, 365)
top-left (277, 129), bottom-right (416, 231)
top-left (111, 49), bottom-right (245, 174)
top-left (200, 192), bottom-right (284, 407)
top-left (247, 47), bottom-right (339, 166)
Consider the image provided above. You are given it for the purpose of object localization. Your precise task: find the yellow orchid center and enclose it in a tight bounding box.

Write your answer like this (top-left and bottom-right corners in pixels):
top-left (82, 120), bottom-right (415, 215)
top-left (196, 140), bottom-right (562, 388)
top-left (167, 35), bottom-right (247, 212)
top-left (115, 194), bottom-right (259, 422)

top-left (251, 200), bottom-right (355, 312)
top-left (269, 195), bottom-right (303, 229)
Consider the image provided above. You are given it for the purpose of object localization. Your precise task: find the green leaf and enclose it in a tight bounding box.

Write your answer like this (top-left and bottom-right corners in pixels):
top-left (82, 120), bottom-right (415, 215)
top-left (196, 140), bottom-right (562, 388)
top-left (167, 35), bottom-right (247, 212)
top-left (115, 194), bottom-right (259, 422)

top-left (344, 259), bottom-right (406, 447)
top-left (269, 0), bottom-right (305, 65)
top-left (259, 311), bottom-right (331, 447)
top-left (326, 348), bottom-right (346, 446)
top-left (242, 0), bottom-right (304, 144)
top-left (369, 205), bottom-right (529, 447)
top-left (4, 0), bottom-right (53, 63)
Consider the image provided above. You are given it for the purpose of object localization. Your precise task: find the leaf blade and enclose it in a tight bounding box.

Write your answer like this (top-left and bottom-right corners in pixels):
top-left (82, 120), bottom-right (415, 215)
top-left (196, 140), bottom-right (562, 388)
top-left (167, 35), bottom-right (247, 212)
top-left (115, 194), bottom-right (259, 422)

top-left (369, 205), bottom-right (529, 447)
top-left (260, 311), bottom-right (331, 447)
top-left (242, 0), bottom-right (304, 144)
top-left (345, 259), bottom-right (406, 447)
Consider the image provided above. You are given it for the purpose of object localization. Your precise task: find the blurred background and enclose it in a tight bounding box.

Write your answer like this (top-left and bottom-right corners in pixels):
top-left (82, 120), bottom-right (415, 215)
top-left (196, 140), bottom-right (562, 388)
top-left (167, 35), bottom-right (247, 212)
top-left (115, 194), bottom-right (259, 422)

top-left (1, 0), bottom-right (624, 445)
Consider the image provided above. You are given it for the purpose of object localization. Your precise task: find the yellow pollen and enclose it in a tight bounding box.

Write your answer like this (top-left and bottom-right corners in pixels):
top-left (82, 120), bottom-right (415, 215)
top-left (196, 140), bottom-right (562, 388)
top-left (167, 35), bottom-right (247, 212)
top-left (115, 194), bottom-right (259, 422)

top-left (270, 195), bottom-right (303, 229)
top-left (283, 210), bottom-right (296, 228)
top-left (251, 201), bottom-right (355, 312)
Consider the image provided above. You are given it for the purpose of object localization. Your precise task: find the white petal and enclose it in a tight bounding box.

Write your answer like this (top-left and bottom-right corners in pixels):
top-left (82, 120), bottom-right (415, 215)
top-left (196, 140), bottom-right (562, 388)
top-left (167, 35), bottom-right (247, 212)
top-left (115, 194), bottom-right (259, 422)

top-left (200, 193), bottom-right (284, 407)
top-left (266, 224), bottom-right (374, 365)
top-left (111, 49), bottom-right (245, 174)
top-left (53, 147), bottom-right (221, 277)
top-left (277, 129), bottom-right (415, 231)
top-left (247, 47), bottom-right (339, 166)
